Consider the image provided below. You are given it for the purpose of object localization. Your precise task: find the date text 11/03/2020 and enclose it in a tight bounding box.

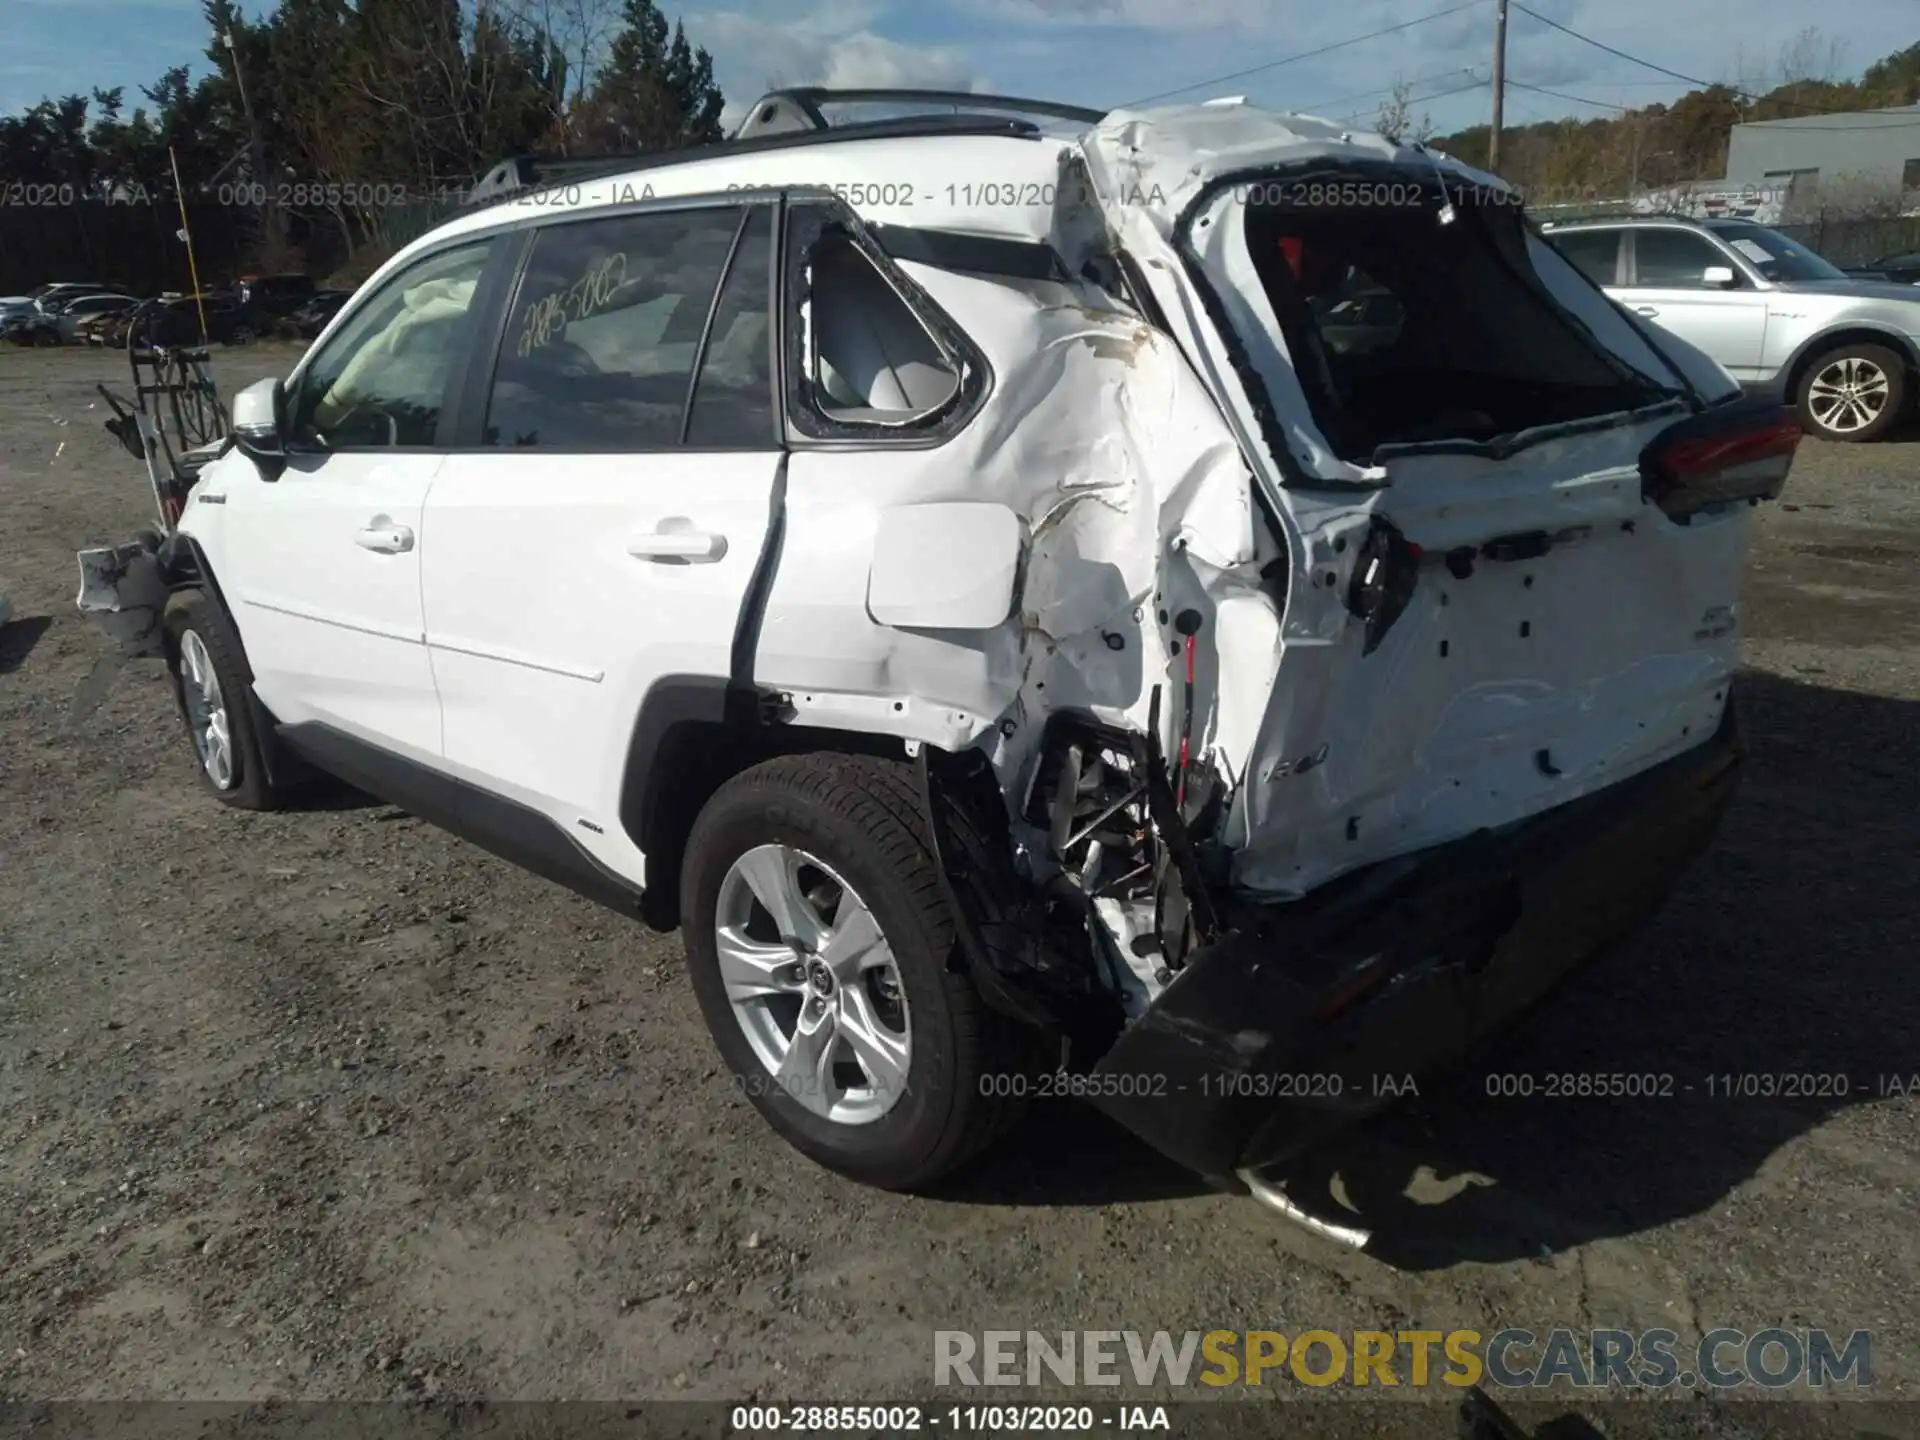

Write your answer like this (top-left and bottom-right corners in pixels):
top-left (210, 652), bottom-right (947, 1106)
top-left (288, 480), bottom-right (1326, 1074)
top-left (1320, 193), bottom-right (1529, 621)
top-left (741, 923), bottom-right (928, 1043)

top-left (726, 1069), bottom-right (1419, 1103)
top-left (732, 1069), bottom-right (1920, 1104)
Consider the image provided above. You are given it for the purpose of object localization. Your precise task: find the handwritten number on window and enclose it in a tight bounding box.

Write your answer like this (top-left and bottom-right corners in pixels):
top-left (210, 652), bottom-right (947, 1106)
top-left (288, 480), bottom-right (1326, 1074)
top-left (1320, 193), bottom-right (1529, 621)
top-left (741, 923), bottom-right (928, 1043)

top-left (516, 252), bottom-right (630, 357)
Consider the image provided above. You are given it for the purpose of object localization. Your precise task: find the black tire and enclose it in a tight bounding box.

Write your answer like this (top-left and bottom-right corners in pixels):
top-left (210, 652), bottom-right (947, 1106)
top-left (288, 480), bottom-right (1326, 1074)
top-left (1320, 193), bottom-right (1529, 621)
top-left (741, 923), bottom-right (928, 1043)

top-left (161, 588), bottom-right (283, 810)
top-left (681, 753), bottom-right (1042, 1190)
top-left (1795, 341), bottom-right (1907, 443)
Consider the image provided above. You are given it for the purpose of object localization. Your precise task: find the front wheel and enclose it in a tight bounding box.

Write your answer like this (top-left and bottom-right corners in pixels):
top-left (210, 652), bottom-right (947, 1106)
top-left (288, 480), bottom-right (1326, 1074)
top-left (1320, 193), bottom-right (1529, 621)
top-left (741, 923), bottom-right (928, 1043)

top-left (1796, 342), bottom-right (1906, 442)
top-left (680, 753), bottom-right (1040, 1190)
top-left (162, 589), bottom-right (284, 810)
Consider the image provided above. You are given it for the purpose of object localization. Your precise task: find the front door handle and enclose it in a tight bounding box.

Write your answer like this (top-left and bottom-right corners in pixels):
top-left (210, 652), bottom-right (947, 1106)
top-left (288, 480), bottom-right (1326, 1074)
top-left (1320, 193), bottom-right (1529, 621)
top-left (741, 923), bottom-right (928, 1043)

top-left (627, 528), bottom-right (727, 563)
top-left (355, 518), bottom-right (414, 554)
top-left (1633, 305), bottom-right (1659, 317)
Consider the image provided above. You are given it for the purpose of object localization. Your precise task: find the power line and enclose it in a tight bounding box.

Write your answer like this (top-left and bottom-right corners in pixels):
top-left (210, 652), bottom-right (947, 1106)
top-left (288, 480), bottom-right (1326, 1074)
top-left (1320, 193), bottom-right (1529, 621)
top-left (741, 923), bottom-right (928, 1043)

top-left (1336, 76), bottom-right (1488, 125)
top-left (1507, 2), bottom-right (1900, 120)
top-left (1511, 74), bottom-right (1920, 130)
top-left (1508, 4), bottom-right (1706, 90)
top-left (1505, 77), bottom-right (1632, 113)
top-left (1298, 65), bottom-right (1478, 115)
top-left (1119, 0), bottom-right (1486, 108)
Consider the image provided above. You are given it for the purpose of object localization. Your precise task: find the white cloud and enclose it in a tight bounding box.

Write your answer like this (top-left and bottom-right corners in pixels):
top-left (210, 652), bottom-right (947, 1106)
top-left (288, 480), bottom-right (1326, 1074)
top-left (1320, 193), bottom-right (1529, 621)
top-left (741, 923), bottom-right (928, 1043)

top-left (694, 6), bottom-right (985, 128)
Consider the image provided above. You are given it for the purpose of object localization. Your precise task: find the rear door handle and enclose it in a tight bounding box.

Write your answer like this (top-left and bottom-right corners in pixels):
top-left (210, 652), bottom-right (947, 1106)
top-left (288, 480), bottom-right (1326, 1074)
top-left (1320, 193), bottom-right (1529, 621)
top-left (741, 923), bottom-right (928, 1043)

top-left (355, 518), bottom-right (414, 554)
top-left (1633, 305), bottom-right (1659, 317)
top-left (627, 528), bottom-right (727, 563)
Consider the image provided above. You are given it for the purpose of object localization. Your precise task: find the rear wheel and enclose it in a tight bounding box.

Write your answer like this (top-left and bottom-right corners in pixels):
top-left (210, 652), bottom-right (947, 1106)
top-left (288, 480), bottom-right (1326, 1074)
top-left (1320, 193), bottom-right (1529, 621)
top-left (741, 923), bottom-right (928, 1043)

top-left (1796, 342), bottom-right (1905, 442)
top-left (681, 753), bottom-right (1040, 1190)
top-left (162, 589), bottom-right (284, 810)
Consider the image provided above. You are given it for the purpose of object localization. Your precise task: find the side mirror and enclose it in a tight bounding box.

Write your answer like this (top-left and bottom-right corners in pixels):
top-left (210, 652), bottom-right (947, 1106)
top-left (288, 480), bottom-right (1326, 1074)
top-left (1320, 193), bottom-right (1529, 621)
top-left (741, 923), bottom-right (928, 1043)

top-left (1702, 265), bottom-right (1739, 289)
top-left (230, 376), bottom-right (287, 480)
top-left (867, 502), bottom-right (1023, 630)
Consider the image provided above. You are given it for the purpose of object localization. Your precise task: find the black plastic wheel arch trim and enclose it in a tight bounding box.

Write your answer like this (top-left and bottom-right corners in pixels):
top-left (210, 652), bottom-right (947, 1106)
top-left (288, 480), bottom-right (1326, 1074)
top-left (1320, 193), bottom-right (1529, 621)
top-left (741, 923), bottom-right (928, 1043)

top-left (278, 721), bottom-right (647, 916)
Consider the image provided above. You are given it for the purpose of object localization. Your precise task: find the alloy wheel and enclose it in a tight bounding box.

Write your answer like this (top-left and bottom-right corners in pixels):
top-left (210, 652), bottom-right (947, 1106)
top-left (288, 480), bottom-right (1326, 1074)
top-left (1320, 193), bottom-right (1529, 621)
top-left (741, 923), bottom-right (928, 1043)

top-left (716, 844), bottom-right (912, 1125)
top-left (177, 629), bottom-right (235, 790)
top-left (1808, 356), bottom-right (1891, 435)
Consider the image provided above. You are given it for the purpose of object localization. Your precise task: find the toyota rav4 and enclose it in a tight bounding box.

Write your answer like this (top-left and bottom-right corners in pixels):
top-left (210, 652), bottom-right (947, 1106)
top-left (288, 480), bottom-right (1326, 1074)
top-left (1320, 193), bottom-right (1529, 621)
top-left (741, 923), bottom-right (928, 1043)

top-left (77, 90), bottom-right (1796, 1199)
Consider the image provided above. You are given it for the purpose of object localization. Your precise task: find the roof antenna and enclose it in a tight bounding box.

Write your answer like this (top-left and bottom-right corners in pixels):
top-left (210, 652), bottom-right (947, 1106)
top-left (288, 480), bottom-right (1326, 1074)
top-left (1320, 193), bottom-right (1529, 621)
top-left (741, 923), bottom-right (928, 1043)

top-left (1421, 147), bottom-right (1458, 226)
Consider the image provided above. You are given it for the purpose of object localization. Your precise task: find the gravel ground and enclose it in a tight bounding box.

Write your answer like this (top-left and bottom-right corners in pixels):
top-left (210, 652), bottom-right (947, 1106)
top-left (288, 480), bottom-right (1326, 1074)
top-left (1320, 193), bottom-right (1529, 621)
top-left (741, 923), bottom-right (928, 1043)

top-left (1, 344), bottom-right (1915, 1422)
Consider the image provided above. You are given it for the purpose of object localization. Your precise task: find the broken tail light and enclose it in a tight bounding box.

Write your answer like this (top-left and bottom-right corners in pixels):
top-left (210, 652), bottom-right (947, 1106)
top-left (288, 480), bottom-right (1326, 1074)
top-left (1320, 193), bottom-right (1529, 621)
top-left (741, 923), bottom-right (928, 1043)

top-left (1640, 395), bottom-right (1800, 522)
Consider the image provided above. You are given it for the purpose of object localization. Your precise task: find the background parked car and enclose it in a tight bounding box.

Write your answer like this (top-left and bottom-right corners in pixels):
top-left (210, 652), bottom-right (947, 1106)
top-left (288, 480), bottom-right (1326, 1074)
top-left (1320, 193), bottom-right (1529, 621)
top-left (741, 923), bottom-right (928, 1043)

top-left (48, 292), bottom-right (140, 344)
top-left (280, 288), bottom-right (352, 339)
top-left (133, 292), bottom-right (268, 348)
top-left (8, 281), bottom-right (112, 315)
top-left (238, 273), bottom-right (318, 320)
top-left (1855, 251), bottom-right (1920, 286)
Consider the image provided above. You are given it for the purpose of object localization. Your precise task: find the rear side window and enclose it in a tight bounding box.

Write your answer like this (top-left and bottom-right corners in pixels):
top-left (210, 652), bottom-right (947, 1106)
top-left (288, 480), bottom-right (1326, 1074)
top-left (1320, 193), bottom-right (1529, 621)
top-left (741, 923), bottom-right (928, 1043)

top-left (1633, 229), bottom-right (1726, 288)
top-left (1240, 195), bottom-right (1668, 461)
top-left (685, 206), bottom-right (775, 447)
top-left (807, 234), bottom-right (959, 422)
top-left (486, 205), bottom-right (760, 449)
top-left (1549, 229), bottom-right (1621, 286)
top-left (782, 202), bottom-right (982, 442)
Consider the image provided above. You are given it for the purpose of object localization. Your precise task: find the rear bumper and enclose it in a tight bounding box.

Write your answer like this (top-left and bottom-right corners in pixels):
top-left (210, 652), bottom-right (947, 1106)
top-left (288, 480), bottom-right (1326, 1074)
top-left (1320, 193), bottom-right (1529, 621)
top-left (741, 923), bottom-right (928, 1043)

top-left (1087, 702), bottom-right (1741, 1179)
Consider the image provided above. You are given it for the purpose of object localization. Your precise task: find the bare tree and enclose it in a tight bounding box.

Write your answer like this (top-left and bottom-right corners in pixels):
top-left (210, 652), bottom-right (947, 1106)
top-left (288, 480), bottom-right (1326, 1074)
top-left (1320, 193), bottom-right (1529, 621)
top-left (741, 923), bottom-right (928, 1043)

top-left (1375, 78), bottom-right (1434, 144)
top-left (1777, 27), bottom-right (1849, 88)
top-left (1784, 170), bottom-right (1907, 224)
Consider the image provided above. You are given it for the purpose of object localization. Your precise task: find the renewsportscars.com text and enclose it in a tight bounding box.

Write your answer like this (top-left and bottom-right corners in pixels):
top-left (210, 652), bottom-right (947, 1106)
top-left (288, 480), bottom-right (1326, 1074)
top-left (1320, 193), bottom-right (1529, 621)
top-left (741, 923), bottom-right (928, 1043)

top-left (933, 1328), bottom-right (1873, 1390)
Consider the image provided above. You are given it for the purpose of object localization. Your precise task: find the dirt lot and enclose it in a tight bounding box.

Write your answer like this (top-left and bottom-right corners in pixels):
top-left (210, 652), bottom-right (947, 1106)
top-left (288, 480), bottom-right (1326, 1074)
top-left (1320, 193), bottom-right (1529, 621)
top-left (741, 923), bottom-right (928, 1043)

top-left (1, 343), bottom-right (1916, 1418)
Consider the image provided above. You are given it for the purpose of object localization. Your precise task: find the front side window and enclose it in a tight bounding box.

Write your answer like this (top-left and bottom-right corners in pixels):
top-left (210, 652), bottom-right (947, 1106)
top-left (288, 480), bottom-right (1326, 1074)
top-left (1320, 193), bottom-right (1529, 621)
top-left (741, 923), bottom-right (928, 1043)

top-left (1632, 229), bottom-right (1730, 288)
top-left (485, 206), bottom-right (750, 449)
top-left (289, 240), bottom-right (493, 449)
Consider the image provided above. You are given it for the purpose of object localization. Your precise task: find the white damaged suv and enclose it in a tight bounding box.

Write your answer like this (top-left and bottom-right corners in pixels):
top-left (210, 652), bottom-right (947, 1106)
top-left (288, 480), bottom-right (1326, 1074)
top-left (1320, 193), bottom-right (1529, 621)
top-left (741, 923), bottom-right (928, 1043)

top-left (79, 90), bottom-right (1798, 1195)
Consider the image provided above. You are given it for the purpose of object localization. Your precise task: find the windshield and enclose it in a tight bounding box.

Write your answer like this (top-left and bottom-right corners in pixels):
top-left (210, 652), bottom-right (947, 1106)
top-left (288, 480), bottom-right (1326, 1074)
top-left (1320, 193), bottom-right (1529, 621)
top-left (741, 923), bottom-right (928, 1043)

top-left (1705, 222), bottom-right (1846, 283)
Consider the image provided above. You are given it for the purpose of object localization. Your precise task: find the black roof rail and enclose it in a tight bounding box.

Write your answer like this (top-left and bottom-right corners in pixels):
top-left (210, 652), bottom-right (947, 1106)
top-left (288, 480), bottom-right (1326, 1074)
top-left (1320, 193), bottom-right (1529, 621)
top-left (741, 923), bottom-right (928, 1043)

top-left (781, 87), bottom-right (1106, 124)
top-left (471, 114), bottom-right (1049, 205)
top-left (734, 88), bottom-right (1105, 139)
top-left (1534, 206), bottom-right (1700, 226)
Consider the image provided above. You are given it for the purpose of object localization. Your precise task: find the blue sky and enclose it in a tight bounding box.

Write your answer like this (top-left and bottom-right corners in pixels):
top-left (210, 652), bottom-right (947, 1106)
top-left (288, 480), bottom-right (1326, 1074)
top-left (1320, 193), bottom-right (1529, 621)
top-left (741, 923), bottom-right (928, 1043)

top-left (2, 0), bottom-right (1915, 141)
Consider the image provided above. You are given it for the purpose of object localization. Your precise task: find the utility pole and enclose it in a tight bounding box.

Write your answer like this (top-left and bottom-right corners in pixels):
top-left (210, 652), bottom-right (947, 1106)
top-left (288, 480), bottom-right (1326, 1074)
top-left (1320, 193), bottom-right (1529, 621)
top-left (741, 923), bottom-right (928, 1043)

top-left (222, 28), bottom-right (282, 265)
top-left (1488, 0), bottom-right (1509, 171)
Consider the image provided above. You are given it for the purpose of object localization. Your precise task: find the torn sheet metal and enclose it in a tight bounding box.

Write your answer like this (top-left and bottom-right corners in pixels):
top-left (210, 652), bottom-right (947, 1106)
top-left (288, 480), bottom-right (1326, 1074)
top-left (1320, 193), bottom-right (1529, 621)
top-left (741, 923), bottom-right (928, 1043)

top-left (75, 542), bottom-right (169, 656)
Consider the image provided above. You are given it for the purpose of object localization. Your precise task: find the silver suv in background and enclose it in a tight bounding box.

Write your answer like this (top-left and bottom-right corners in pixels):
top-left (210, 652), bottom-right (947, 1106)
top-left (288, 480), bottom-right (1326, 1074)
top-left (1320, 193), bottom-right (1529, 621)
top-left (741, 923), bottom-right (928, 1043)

top-left (1542, 215), bottom-right (1920, 442)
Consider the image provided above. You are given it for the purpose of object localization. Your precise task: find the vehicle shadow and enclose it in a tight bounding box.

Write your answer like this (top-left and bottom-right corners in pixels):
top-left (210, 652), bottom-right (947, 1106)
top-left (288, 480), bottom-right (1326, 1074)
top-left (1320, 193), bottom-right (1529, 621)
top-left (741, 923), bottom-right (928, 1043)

top-left (948, 671), bottom-right (1920, 1244)
top-left (938, 1096), bottom-right (1219, 1204)
top-left (0, 615), bottom-right (52, 674)
top-left (1272, 669), bottom-right (1920, 1267)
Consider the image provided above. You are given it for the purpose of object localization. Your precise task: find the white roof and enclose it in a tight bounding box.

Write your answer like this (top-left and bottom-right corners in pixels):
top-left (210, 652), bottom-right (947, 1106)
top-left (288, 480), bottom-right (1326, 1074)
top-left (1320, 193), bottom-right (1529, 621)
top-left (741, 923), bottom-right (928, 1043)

top-left (378, 98), bottom-right (1516, 285)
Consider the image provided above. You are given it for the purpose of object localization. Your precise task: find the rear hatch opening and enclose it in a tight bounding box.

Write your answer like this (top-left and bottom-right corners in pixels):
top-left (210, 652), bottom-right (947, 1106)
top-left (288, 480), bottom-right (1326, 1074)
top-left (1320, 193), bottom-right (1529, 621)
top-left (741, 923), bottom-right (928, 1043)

top-left (1174, 163), bottom-right (1703, 485)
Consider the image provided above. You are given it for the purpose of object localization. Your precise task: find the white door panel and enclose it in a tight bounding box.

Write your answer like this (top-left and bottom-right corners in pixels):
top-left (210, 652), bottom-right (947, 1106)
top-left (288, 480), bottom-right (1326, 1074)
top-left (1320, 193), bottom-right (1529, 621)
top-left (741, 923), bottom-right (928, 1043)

top-left (423, 453), bottom-right (779, 824)
top-left (216, 235), bottom-right (499, 757)
top-left (1618, 288), bottom-right (1769, 379)
top-left (220, 451), bottom-right (443, 753)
